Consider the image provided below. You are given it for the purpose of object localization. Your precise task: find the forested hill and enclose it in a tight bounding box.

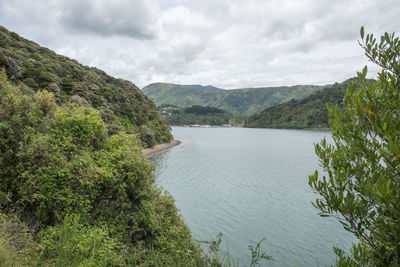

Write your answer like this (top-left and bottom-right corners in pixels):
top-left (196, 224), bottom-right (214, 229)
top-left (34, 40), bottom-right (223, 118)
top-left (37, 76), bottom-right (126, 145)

top-left (0, 26), bottom-right (171, 147)
top-left (244, 80), bottom-right (353, 129)
top-left (0, 26), bottom-right (220, 265)
top-left (143, 82), bottom-right (325, 119)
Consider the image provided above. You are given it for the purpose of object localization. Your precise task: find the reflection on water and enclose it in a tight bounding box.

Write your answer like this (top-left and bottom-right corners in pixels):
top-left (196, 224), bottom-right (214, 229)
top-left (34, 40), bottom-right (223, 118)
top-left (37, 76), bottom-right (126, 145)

top-left (151, 127), bottom-right (353, 266)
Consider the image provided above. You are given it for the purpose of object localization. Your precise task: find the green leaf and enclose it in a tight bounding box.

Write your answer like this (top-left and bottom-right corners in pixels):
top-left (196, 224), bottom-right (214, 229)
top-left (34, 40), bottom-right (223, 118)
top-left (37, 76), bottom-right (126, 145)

top-left (385, 32), bottom-right (390, 43)
top-left (362, 65), bottom-right (368, 77)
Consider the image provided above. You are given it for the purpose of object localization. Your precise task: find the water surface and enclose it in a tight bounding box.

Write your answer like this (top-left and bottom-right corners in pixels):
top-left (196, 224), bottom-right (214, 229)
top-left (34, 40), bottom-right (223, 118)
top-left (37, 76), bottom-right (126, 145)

top-left (151, 127), bottom-right (353, 266)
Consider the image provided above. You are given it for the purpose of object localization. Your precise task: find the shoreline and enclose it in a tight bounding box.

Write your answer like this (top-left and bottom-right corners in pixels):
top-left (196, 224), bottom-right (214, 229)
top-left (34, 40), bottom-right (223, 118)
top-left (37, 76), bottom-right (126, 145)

top-left (142, 140), bottom-right (181, 158)
top-left (171, 125), bottom-right (331, 131)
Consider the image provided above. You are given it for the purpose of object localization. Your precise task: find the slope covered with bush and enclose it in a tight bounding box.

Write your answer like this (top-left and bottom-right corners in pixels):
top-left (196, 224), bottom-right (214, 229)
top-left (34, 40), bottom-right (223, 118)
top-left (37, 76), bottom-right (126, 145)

top-left (0, 26), bottom-right (223, 266)
top-left (0, 26), bottom-right (171, 147)
top-left (245, 80), bottom-right (351, 129)
top-left (0, 72), bottom-right (210, 265)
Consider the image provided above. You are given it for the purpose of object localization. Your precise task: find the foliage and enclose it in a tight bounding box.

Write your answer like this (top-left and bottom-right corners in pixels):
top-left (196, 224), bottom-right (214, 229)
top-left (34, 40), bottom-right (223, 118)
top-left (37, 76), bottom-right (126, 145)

top-left (201, 232), bottom-right (223, 265)
top-left (0, 51), bottom-right (9, 70)
top-left (0, 25), bottom-right (171, 147)
top-left (143, 82), bottom-right (324, 119)
top-left (159, 105), bottom-right (233, 126)
top-left (32, 214), bottom-right (127, 266)
top-left (0, 73), bottom-right (203, 265)
top-left (0, 27), bottom-right (273, 266)
top-left (0, 213), bottom-right (30, 267)
top-left (184, 105), bottom-right (225, 115)
top-left (248, 238), bottom-right (274, 267)
top-left (0, 212), bottom-right (273, 267)
top-left (197, 233), bottom-right (273, 267)
top-left (245, 81), bottom-right (349, 129)
top-left (309, 28), bottom-right (400, 265)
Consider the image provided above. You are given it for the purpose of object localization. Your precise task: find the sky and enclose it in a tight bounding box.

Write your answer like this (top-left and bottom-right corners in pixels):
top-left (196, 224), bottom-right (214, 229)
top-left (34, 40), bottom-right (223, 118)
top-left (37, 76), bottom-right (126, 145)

top-left (0, 0), bottom-right (398, 89)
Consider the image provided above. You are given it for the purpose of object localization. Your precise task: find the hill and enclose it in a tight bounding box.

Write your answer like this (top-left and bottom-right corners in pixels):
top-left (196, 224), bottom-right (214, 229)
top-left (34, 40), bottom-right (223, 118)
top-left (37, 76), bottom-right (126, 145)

top-left (159, 104), bottom-right (237, 126)
top-left (0, 26), bottom-right (227, 265)
top-left (143, 82), bottom-right (325, 119)
top-left (244, 80), bottom-right (352, 129)
top-left (0, 26), bottom-right (171, 147)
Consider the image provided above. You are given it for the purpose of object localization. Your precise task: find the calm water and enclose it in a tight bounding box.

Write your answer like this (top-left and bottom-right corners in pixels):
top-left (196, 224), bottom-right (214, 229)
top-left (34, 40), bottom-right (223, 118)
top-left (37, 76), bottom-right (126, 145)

top-left (151, 127), bottom-right (353, 266)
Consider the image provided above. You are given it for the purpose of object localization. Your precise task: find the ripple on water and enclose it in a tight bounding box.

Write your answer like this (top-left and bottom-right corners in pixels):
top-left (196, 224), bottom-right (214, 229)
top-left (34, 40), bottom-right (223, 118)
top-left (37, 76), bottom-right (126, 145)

top-left (151, 127), bottom-right (354, 266)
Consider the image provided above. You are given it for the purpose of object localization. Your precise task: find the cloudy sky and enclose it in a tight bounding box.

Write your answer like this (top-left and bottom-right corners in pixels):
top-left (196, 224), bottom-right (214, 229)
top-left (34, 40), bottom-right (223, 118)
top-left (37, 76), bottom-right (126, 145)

top-left (0, 0), bottom-right (398, 89)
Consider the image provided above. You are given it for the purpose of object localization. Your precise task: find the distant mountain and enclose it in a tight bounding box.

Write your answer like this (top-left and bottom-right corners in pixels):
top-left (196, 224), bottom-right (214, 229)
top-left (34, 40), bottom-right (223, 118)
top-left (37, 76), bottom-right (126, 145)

top-left (0, 26), bottom-right (171, 147)
top-left (143, 82), bottom-right (325, 119)
top-left (244, 80), bottom-right (353, 129)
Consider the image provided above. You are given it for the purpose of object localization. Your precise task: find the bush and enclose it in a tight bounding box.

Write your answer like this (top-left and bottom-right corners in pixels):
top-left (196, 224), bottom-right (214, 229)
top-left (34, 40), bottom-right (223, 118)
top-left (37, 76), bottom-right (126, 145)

top-left (33, 214), bottom-right (126, 266)
top-left (0, 52), bottom-right (9, 69)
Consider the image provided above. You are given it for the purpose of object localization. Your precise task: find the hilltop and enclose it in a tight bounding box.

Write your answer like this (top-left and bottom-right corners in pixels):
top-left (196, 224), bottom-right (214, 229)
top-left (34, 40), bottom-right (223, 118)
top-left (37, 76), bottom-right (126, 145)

top-left (143, 82), bottom-right (325, 118)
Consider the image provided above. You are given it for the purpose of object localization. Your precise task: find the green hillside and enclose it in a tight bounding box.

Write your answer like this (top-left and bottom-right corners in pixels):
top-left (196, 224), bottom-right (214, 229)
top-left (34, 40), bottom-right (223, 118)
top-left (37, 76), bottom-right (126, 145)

top-left (143, 82), bottom-right (325, 118)
top-left (0, 26), bottom-right (231, 266)
top-left (0, 70), bottom-right (217, 266)
top-left (244, 80), bottom-right (352, 129)
top-left (159, 104), bottom-right (235, 126)
top-left (0, 26), bottom-right (171, 147)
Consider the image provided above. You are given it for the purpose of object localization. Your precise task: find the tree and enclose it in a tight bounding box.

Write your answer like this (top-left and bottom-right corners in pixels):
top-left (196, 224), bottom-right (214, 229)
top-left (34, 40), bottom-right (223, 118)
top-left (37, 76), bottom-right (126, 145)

top-left (309, 27), bottom-right (400, 266)
top-left (0, 70), bottom-right (202, 263)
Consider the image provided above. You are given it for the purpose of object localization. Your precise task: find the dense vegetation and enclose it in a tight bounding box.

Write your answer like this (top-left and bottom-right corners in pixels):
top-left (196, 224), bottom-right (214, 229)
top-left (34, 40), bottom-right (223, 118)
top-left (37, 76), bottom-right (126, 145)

top-left (143, 82), bottom-right (325, 118)
top-left (0, 71), bottom-right (225, 266)
top-left (0, 26), bottom-right (171, 148)
top-left (0, 26), bottom-right (239, 266)
top-left (159, 104), bottom-right (235, 126)
top-left (185, 105), bottom-right (225, 115)
top-left (309, 28), bottom-right (400, 265)
top-left (245, 80), bottom-right (350, 129)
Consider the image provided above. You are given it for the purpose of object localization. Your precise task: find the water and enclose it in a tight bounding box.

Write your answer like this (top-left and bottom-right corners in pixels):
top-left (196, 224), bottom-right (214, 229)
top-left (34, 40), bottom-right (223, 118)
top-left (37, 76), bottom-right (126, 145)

top-left (150, 127), bottom-right (353, 266)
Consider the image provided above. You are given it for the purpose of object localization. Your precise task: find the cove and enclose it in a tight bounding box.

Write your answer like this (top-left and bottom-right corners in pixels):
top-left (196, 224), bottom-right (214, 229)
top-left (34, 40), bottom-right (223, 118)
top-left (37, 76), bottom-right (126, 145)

top-left (151, 127), bottom-right (354, 266)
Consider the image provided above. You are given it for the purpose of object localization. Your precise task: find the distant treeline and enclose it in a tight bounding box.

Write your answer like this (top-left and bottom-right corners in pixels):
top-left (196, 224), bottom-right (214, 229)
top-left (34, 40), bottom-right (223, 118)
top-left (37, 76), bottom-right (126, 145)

top-left (159, 104), bottom-right (233, 125)
top-left (184, 105), bottom-right (225, 115)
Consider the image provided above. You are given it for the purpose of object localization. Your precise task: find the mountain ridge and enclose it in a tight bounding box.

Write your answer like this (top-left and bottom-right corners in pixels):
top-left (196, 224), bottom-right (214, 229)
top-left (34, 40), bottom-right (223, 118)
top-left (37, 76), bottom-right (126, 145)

top-left (142, 82), bottom-right (326, 118)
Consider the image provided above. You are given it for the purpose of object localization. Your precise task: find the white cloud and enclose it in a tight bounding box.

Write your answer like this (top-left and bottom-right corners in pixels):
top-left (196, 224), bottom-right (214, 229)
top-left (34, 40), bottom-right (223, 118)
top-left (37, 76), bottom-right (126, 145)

top-left (0, 0), bottom-right (398, 88)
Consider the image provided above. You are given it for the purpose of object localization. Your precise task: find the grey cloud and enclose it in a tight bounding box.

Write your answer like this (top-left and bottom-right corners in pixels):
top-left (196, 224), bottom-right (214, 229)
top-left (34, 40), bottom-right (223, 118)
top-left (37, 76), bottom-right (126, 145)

top-left (59, 0), bottom-right (158, 39)
top-left (0, 0), bottom-right (398, 89)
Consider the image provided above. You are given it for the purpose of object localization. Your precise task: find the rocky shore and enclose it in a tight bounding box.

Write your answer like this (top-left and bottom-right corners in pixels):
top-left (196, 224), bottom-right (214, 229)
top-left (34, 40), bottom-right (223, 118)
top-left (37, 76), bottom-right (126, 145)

top-left (142, 140), bottom-right (181, 158)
